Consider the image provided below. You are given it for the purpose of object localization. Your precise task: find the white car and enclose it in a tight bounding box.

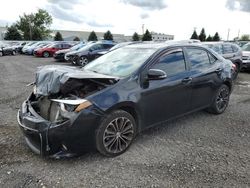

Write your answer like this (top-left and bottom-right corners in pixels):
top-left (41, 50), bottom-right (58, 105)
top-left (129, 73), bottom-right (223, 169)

top-left (242, 43), bottom-right (250, 70)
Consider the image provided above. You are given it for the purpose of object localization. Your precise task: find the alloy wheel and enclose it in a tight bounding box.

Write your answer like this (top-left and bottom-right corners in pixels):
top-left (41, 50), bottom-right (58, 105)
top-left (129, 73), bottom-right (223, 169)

top-left (79, 57), bottom-right (88, 66)
top-left (216, 87), bottom-right (229, 112)
top-left (103, 117), bottom-right (134, 154)
top-left (43, 52), bottom-right (49, 58)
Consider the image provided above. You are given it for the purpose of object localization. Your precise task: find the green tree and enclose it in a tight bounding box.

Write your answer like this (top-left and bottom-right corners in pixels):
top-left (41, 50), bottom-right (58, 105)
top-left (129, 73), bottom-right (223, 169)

top-left (142, 29), bottom-right (152, 41)
top-left (190, 30), bottom-right (198, 39)
top-left (73, 36), bottom-right (80, 41)
top-left (199, 28), bottom-right (206, 42)
top-left (16, 9), bottom-right (52, 40)
top-left (213, 32), bottom-right (220, 41)
top-left (240, 34), bottom-right (250, 41)
top-left (103, 30), bottom-right (113, 40)
top-left (54, 31), bottom-right (63, 41)
top-left (4, 24), bottom-right (23, 40)
top-left (132, 32), bottom-right (140, 41)
top-left (88, 31), bottom-right (98, 41)
top-left (206, 35), bottom-right (213, 41)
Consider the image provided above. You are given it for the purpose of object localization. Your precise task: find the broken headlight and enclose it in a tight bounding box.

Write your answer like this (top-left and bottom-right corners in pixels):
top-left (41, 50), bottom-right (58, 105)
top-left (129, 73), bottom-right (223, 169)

top-left (51, 99), bottom-right (92, 112)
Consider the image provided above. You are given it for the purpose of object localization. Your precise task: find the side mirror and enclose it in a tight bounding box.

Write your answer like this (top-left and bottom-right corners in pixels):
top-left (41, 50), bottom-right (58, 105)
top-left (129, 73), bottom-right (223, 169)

top-left (147, 69), bottom-right (167, 80)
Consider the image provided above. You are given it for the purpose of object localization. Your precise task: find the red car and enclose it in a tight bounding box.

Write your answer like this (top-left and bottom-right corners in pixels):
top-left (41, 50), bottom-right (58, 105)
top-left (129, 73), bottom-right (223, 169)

top-left (34, 43), bottom-right (72, 57)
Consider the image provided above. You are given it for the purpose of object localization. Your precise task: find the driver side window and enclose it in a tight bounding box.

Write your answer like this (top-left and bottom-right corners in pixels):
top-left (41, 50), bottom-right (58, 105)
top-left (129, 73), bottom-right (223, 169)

top-left (152, 49), bottom-right (186, 76)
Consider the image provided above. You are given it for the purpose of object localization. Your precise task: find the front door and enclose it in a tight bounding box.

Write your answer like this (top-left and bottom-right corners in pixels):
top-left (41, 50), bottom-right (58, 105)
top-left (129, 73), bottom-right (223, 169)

top-left (140, 48), bottom-right (192, 128)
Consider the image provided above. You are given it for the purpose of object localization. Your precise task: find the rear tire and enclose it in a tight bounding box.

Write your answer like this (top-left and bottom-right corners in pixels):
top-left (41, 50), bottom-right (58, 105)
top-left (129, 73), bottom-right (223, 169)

top-left (207, 84), bottom-right (230, 114)
top-left (96, 110), bottom-right (136, 157)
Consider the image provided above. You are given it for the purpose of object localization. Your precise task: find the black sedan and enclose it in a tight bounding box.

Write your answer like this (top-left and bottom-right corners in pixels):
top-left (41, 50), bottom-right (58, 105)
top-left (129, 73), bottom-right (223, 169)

top-left (17, 42), bottom-right (235, 158)
top-left (66, 42), bottom-right (114, 66)
top-left (54, 42), bottom-right (86, 61)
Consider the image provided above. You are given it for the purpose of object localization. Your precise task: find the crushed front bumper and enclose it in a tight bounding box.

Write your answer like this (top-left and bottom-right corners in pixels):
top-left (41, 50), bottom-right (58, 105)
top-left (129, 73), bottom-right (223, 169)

top-left (17, 94), bottom-right (104, 158)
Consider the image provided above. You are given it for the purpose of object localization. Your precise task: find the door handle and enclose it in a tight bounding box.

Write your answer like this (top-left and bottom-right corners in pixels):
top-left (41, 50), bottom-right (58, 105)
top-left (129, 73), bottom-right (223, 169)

top-left (182, 77), bottom-right (192, 83)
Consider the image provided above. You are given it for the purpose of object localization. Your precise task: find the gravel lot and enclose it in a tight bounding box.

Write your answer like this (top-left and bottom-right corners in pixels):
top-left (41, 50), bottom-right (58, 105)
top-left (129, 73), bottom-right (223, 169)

top-left (0, 55), bottom-right (250, 187)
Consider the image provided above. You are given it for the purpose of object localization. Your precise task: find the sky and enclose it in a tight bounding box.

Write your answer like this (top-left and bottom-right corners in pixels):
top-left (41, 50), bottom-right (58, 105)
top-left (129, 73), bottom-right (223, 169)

top-left (0, 0), bottom-right (250, 40)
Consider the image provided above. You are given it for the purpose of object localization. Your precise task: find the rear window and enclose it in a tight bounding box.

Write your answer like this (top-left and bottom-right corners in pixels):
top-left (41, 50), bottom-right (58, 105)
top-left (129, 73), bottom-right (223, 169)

top-left (186, 48), bottom-right (211, 69)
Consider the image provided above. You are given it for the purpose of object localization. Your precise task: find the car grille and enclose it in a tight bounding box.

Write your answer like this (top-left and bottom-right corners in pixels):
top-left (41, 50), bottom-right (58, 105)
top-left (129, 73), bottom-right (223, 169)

top-left (242, 56), bottom-right (249, 60)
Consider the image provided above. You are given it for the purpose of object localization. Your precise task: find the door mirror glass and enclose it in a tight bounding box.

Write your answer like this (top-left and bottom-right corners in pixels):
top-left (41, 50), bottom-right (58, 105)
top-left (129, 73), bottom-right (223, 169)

top-left (147, 69), bottom-right (167, 80)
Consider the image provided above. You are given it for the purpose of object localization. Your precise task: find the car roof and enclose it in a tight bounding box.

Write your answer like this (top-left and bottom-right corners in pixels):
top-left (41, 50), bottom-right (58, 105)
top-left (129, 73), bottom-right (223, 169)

top-left (124, 41), bottom-right (203, 50)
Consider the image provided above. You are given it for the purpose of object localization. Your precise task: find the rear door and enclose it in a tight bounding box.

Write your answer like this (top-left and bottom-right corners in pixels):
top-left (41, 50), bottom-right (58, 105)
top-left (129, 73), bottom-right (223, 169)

top-left (184, 47), bottom-right (223, 110)
top-left (140, 48), bottom-right (192, 127)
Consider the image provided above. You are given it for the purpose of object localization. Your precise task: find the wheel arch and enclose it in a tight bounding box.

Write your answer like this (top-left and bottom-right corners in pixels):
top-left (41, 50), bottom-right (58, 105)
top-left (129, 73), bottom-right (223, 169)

top-left (223, 79), bottom-right (232, 93)
top-left (106, 102), bottom-right (142, 134)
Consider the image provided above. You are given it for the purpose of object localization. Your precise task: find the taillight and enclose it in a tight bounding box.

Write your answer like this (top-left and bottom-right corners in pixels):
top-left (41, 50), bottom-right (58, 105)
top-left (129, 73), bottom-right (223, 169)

top-left (232, 64), bottom-right (236, 70)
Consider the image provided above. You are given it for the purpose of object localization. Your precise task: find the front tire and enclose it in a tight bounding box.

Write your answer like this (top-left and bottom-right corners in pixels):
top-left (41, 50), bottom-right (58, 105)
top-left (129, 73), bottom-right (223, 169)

top-left (207, 84), bottom-right (230, 114)
top-left (43, 51), bottom-right (50, 58)
top-left (96, 110), bottom-right (136, 157)
top-left (77, 56), bottom-right (89, 66)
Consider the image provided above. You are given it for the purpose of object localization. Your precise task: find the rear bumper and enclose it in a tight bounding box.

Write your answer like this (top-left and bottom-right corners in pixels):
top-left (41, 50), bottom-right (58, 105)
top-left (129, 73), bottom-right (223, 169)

top-left (17, 94), bottom-right (103, 158)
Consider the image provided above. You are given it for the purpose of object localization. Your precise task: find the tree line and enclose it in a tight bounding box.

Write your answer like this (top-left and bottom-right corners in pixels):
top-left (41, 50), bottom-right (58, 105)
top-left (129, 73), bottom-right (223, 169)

top-left (190, 28), bottom-right (220, 41)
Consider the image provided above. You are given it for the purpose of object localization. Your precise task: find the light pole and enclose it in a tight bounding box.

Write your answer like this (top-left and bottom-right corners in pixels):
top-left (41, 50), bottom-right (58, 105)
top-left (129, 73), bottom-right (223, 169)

top-left (142, 24), bottom-right (144, 35)
top-left (227, 28), bottom-right (230, 41)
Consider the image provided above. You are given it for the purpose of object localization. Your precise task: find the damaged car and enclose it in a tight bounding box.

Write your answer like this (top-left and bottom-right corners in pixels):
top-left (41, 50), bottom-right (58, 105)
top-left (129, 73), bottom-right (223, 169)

top-left (17, 42), bottom-right (234, 158)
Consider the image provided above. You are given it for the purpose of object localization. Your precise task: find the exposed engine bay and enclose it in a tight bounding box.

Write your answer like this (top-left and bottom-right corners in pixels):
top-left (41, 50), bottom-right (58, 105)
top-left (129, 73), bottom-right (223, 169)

top-left (30, 65), bottom-right (118, 122)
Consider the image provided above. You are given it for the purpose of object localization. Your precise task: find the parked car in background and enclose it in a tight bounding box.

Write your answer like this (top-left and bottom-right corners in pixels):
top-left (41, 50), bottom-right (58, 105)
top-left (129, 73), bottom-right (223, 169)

top-left (67, 41), bottom-right (115, 66)
top-left (54, 42), bottom-right (85, 61)
top-left (32, 42), bottom-right (53, 55)
top-left (96, 41), bottom-right (140, 57)
top-left (241, 42), bottom-right (250, 70)
top-left (34, 42), bottom-right (73, 57)
top-left (18, 42), bottom-right (235, 158)
top-left (12, 42), bottom-right (27, 53)
top-left (0, 44), bottom-right (17, 56)
top-left (236, 41), bottom-right (249, 47)
top-left (202, 42), bottom-right (242, 78)
top-left (23, 42), bottom-right (51, 55)
top-left (22, 42), bottom-right (38, 54)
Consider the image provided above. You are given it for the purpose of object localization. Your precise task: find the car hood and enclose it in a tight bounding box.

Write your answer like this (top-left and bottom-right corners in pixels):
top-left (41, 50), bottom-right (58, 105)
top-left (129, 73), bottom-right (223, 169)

top-left (2, 47), bottom-right (13, 50)
top-left (55, 49), bottom-right (71, 54)
top-left (35, 65), bottom-right (118, 96)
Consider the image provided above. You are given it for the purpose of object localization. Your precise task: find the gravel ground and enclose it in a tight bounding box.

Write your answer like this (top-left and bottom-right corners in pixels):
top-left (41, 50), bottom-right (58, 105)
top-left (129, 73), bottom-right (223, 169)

top-left (0, 55), bottom-right (250, 188)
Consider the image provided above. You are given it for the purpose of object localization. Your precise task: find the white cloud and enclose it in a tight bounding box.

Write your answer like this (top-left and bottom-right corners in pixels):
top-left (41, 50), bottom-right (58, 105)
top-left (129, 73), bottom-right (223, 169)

top-left (0, 0), bottom-right (250, 40)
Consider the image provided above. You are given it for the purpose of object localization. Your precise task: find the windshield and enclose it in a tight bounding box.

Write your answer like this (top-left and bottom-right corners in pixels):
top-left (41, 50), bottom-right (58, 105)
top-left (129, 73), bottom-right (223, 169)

top-left (77, 43), bottom-right (95, 51)
top-left (71, 43), bottom-right (85, 50)
top-left (242, 44), bottom-right (250, 51)
top-left (84, 47), bottom-right (157, 77)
